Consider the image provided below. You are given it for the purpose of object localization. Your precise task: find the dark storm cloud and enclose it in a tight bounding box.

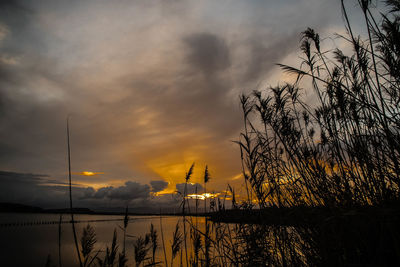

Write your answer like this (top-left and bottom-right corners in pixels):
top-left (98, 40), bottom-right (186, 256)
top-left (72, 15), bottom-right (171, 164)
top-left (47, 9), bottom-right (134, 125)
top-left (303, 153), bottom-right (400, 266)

top-left (150, 180), bottom-right (168, 192)
top-left (184, 33), bottom-right (231, 74)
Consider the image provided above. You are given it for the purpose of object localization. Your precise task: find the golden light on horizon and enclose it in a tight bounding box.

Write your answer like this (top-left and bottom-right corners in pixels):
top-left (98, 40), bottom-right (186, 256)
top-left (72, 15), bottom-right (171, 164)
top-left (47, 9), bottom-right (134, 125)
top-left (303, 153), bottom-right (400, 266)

top-left (76, 171), bottom-right (104, 176)
top-left (187, 192), bottom-right (220, 200)
top-left (77, 179), bottom-right (128, 190)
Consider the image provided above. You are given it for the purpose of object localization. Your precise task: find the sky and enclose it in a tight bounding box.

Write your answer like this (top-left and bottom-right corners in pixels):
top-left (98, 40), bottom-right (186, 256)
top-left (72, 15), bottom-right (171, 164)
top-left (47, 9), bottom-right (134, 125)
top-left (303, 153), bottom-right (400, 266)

top-left (0, 0), bottom-right (367, 211)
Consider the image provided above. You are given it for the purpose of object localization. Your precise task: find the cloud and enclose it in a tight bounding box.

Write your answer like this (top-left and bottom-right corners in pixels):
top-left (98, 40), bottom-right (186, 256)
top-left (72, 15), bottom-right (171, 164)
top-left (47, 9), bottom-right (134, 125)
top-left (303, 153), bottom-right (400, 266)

top-left (78, 182), bottom-right (151, 201)
top-left (150, 180), bottom-right (168, 192)
top-left (184, 33), bottom-right (231, 74)
top-left (0, 170), bottom-right (69, 208)
top-left (0, 170), bottom-right (238, 214)
top-left (0, 170), bottom-right (71, 186)
top-left (0, 170), bottom-right (152, 209)
top-left (243, 32), bottom-right (300, 83)
top-left (93, 186), bottom-right (113, 199)
top-left (176, 183), bottom-right (203, 195)
top-left (0, 0), bottom-right (354, 204)
top-left (81, 186), bottom-right (95, 199)
top-left (108, 181), bottom-right (150, 200)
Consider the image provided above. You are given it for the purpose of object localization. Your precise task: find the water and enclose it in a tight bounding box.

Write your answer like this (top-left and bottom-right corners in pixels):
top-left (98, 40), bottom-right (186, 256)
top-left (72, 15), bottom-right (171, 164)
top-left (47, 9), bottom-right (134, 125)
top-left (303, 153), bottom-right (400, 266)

top-left (0, 213), bottom-right (205, 267)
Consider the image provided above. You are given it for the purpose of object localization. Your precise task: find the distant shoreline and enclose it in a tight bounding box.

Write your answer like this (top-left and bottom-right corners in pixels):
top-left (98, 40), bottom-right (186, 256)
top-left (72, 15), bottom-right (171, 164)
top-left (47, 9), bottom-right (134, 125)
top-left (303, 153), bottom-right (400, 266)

top-left (0, 202), bottom-right (208, 217)
top-left (3, 202), bottom-right (400, 227)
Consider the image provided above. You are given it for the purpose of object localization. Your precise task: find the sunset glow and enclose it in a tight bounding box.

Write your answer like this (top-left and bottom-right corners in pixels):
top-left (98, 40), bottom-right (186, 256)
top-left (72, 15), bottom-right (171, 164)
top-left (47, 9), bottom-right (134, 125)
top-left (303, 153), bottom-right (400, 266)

top-left (187, 192), bottom-right (220, 200)
top-left (0, 0), bottom-right (358, 212)
top-left (0, 1), bottom-right (398, 266)
top-left (79, 171), bottom-right (104, 176)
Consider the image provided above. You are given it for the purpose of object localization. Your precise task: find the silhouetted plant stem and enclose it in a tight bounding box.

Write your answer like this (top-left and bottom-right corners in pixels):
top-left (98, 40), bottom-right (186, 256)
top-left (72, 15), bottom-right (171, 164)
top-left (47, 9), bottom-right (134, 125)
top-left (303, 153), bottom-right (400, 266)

top-left (123, 206), bottom-right (129, 256)
top-left (183, 197), bottom-right (189, 267)
top-left (150, 223), bottom-right (158, 265)
top-left (204, 219), bottom-right (211, 267)
top-left (58, 213), bottom-right (62, 267)
top-left (204, 165), bottom-right (210, 215)
top-left (204, 183), bottom-right (207, 214)
top-left (159, 211), bottom-right (168, 267)
top-left (66, 118), bottom-right (83, 267)
top-left (195, 185), bottom-right (198, 227)
top-left (171, 222), bottom-right (182, 267)
top-left (182, 163), bottom-right (194, 267)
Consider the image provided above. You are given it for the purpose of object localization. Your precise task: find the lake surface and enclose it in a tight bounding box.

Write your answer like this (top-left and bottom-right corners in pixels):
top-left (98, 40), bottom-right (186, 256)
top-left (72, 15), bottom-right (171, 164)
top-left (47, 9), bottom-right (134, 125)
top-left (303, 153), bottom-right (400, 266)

top-left (0, 213), bottom-right (205, 267)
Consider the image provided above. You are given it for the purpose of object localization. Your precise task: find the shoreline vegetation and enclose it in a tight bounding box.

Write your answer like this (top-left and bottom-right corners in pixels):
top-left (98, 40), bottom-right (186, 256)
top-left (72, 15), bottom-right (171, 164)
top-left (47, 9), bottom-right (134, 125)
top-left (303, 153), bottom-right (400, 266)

top-left (2, 201), bottom-right (400, 226)
top-left (3, 0), bottom-right (400, 266)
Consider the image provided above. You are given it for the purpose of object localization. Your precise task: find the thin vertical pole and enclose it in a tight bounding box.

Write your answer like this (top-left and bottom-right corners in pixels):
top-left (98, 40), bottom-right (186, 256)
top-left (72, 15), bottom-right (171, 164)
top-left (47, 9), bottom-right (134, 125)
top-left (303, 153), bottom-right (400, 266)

top-left (67, 118), bottom-right (83, 267)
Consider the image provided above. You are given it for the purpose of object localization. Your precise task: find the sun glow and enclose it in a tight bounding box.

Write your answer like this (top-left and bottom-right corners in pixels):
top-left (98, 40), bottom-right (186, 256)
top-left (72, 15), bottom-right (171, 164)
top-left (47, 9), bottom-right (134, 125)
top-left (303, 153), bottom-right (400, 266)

top-left (187, 192), bottom-right (219, 200)
top-left (76, 171), bottom-right (104, 176)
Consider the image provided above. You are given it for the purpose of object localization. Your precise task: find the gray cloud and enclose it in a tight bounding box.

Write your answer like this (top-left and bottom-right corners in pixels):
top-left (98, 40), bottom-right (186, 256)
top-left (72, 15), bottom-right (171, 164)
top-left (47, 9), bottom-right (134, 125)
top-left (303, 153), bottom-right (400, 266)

top-left (0, 170), bottom-right (72, 187)
top-left (81, 186), bottom-right (95, 199)
top-left (78, 182), bottom-right (151, 201)
top-left (184, 33), bottom-right (231, 75)
top-left (0, 170), bottom-right (153, 209)
top-left (0, 170), bottom-right (68, 208)
top-left (108, 181), bottom-right (150, 200)
top-left (94, 186), bottom-right (113, 199)
top-left (243, 32), bottom-right (301, 83)
top-left (150, 180), bottom-right (168, 192)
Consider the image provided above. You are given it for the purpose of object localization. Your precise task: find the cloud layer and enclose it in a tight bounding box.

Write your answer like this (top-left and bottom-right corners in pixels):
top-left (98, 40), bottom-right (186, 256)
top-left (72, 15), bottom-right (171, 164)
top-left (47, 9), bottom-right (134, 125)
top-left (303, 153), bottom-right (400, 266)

top-left (0, 0), bottom-right (358, 210)
top-left (0, 170), bottom-right (178, 211)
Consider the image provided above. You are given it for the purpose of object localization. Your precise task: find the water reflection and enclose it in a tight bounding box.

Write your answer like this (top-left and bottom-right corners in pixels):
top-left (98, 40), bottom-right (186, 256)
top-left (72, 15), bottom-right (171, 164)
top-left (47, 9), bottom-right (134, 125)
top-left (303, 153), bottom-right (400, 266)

top-left (0, 213), bottom-right (205, 267)
top-left (1, 212), bottom-right (398, 266)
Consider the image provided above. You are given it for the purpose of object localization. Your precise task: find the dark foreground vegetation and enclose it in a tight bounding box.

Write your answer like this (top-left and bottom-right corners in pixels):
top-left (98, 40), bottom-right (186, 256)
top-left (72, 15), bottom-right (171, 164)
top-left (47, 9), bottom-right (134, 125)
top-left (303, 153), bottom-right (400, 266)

top-left (43, 1), bottom-right (400, 266)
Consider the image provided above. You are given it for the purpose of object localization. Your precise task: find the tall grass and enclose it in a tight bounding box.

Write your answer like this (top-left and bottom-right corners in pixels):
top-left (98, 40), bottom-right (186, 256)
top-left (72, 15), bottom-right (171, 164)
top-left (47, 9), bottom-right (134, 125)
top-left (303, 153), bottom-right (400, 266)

top-left (203, 166), bottom-right (210, 214)
top-left (159, 213), bottom-right (168, 267)
top-left (66, 118), bottom-right (83, 267)
top-left (51, 1), bottom-right (400, 266)
top-left (238, 0), bottom-right (400, 209)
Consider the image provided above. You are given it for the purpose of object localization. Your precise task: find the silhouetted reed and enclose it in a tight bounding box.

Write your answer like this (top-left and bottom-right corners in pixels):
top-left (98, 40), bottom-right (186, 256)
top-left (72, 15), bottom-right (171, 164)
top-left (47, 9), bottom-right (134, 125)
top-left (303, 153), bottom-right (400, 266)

top-left (238, 0), bottom-right (400, 209)
top-left (159, 213), bottom-right (168, 267)
top-left (122, 206), bottom-right (129, 256)
top-left (81, 224), bottom-right (97, 267)
top-left (171, 222), bottom-right (183, 267)
top-left (231, 0), bottom-right (400, 265)
top-left (58, 214), bottom-right (62, 267)
top-left (67, 118), bottom-right (83, 267)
